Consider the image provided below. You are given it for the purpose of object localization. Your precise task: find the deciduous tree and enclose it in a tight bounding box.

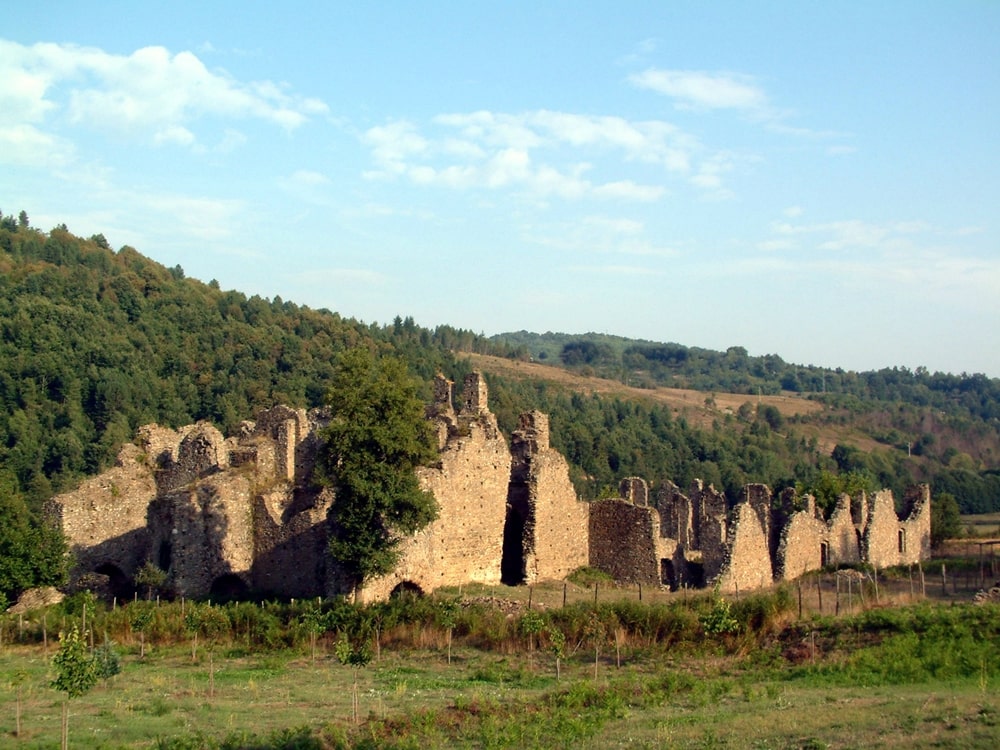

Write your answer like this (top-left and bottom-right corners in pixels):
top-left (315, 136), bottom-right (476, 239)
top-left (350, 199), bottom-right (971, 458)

top-left (319, 347), bottom-right (438, 595)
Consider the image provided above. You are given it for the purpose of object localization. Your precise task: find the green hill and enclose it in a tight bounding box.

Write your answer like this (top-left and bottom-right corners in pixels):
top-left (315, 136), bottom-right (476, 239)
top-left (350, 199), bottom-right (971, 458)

top-left (2, 210), bottom-right (999, 521)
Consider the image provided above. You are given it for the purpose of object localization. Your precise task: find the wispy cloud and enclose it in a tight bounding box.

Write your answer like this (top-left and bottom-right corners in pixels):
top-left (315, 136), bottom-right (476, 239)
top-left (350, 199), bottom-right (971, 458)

top-left (289, 268), bottom-right (387, 286)
top-left (748, 217), bottom-right (1000, 310)
top-left (360, 108), bottom-right (733, 199)
top-left (629, 69), bottom-right (767, 111)
top-left (629, 67), bottom-right (849, 145)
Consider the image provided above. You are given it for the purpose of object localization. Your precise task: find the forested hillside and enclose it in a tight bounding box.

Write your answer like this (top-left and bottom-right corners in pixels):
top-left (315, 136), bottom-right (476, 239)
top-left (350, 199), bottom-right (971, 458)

top-left (2, 211), bottom-right (999, 527)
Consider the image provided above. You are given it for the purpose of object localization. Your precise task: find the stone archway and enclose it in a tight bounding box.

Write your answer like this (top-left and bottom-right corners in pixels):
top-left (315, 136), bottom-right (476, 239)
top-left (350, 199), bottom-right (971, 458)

top-left (390, 581), bottom-right (424, 598)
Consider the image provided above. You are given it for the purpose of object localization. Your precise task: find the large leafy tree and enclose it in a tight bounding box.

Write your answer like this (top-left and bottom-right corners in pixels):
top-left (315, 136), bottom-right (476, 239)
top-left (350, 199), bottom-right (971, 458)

top-left (319, 347), bottom-right (438, 593)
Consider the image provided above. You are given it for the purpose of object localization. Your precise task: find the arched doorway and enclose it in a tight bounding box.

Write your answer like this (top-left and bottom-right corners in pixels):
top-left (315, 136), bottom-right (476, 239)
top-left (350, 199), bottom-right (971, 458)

top-left (390, 581), bottom-right (424, 599)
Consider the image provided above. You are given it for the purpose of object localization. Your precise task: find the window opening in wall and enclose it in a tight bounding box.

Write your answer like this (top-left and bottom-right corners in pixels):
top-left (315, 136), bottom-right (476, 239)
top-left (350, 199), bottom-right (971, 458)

top-left (660, 559), bottom-right (676, 591)
top-left (158, 540), bottom-right (172, 571)
top-left (898, 529), bottom-right (906, 554)
top-left (501, 485), bottom-right (529, 585)
top-left (820, 542), bottom-right (829, 568)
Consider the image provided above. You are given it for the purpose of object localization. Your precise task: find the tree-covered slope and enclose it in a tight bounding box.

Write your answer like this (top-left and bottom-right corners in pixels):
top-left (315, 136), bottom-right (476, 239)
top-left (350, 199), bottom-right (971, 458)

top-left (0, 218), bottom-right (466, 513)
top-left (2, 211), bottom-right (998, 525)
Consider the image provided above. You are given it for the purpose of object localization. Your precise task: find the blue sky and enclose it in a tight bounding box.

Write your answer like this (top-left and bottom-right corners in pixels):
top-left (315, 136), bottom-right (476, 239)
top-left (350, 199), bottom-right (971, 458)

top-left (2, 2), bottom-right (998, 376)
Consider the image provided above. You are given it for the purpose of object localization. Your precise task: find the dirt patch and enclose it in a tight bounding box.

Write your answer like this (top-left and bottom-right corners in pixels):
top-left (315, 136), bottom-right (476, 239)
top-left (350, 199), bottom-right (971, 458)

top-left (462, 353), bottom-right (823, 430)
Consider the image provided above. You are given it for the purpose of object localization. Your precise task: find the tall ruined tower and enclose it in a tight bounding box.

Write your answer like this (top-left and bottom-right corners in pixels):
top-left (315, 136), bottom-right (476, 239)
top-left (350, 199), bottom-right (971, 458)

top-left (501, 411), bottom-right (589, 584)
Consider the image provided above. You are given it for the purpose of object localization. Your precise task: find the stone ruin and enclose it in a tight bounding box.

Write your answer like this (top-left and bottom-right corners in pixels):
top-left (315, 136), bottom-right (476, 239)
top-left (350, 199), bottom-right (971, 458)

top-left (588, 476), bottom-right (931, 593)
top-left (47, 372), bottom-right (931, 601)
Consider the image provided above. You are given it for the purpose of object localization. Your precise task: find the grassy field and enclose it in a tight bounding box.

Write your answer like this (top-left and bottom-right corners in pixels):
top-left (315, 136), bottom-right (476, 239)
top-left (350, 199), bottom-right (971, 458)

top-left (960, 513), bottom-right (1000, 541)
top-left (2, 578), bottom-right (999, 748)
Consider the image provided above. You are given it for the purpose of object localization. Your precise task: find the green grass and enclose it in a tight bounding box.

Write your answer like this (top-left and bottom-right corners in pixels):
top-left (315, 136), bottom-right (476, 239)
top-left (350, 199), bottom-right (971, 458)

top-left (3, 590), bottom-right (1000, 748)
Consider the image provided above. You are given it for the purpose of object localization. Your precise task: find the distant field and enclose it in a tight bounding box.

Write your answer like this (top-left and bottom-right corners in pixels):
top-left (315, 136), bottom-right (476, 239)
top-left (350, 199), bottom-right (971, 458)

top-left (463, 353), bottom-right (825, 420)
top-left (961, 513), bottom-right (1000, 539)
top-left (464, 352), bottom-right (878, 456)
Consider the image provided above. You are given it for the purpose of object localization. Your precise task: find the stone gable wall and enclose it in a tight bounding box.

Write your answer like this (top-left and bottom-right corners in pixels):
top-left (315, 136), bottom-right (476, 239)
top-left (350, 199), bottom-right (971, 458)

top-left (501, 412), bottom-right (590, 585)
top-left (827, 495), bottom-right (861, 566)
top-left (589, 497), bottom-right (661, 585)
top-left (899, 484), bottom-right (931, 565)
top-left (713, 502), bottom-right (773, 593)
top-left (863, 490), bottom-right (903, 569)
top-left (774, 510), bottom-right (828, 581)
top-left (45, 443), bottom-right (157, 580)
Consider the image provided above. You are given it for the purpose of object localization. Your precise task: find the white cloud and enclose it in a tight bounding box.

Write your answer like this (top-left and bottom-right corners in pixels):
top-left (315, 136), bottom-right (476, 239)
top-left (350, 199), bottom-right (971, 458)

top-left (582, 216), bottom-right (645, 235)
top-left (361, 108), bottom-right (724, 200)
top-left (139, 193), bottom-right (245, 241)
top-left (0, 123), bottom-right (75, 167)
top-left (773, 218), bottom-right (931, 252)
top-left (363, 120), bottom-right (429, 174)
top-left (0, 40), bottom-right (329, 148)
top-left (629, 69), bottom-right (767, 111)
top-left (287, 169), bottom-right (330, 187)
top-left (592, 180), bottom-right (664, 201)
top-left (750, 217), bottom-right (1000, 310)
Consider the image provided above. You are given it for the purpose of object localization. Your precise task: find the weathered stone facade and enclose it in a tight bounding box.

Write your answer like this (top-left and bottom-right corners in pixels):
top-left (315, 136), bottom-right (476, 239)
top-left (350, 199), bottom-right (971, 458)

top-left (50, 407), bottom-right (335, 599)
top-left (589, 478), bottom-right (678, 586)
top-left (50, 372), bottom-right (593, 602)
top-left (49, 371), bottom-right (932, 601)
top-left (360, 374), bottom-right (512, 601)
top-left (502, 411), bottom-right (590, 585)
top-left (588, 477), bottom-right (932, 594)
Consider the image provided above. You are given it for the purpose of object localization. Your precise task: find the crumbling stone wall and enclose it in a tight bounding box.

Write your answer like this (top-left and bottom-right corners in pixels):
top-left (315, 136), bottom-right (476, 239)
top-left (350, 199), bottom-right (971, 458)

top-left (826, 494), bottom-right (861, 565)
top-left (863, 490), bottom-right (903, 569)
top-left (147, 474), bottom-right (255, 598)
top-left (154, 422), bottom-right (229, 493)
top-left (713, 502), bottom-right (773, 593)
top-left (49, 366), bottom-right (934, 602)
top-left (589, 498), bottom-right (661, 586)
top-left (774, 499), bottom-right (827, 581)
top-left (899, 484), bottom-right (931, 564)
top-left (251, 487), bottom-right (332, 597)
top-left (504, 411), bottom-right (589, 584)
top-left (589, 478), bottom-right (678, 587)
top-left (45, 443), bottom-right (157, 583)
top-left (360, 374), bottom-right (511, 601)
top-left (693, 482), bottom-right (729, 581)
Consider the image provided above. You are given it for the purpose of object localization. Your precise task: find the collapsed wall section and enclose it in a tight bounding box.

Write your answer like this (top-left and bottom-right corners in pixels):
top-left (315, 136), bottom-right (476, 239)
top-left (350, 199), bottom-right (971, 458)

top-left (503, 411), bottom-right (589, 584)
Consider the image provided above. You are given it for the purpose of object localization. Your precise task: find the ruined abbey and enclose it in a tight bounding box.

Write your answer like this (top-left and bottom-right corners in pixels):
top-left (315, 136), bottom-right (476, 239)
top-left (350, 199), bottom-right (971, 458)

top-left (47, 373), bottom-right (930, 602)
